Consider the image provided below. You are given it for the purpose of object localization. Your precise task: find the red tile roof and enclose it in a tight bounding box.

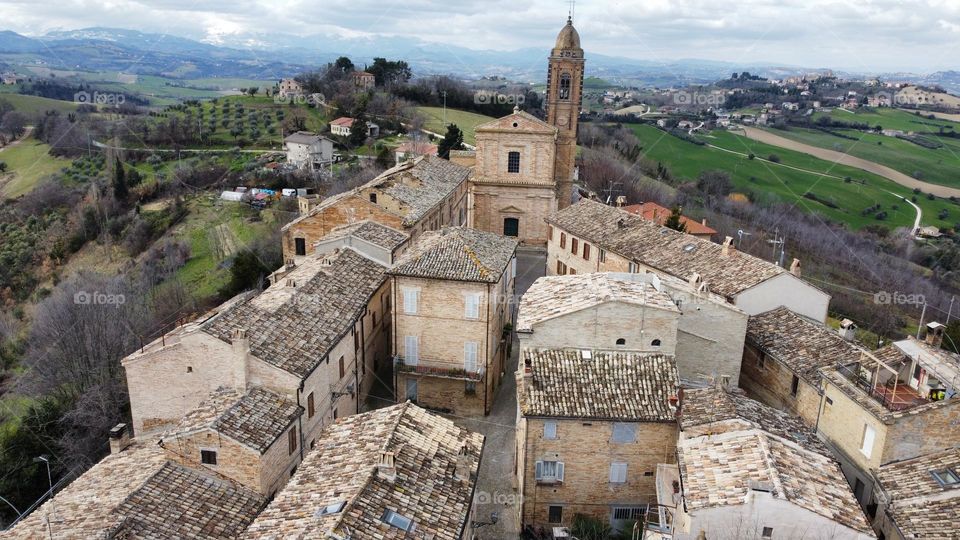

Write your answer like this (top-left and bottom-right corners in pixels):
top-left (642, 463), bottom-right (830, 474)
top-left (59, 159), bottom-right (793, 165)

top-left (623, 202), bottom-right (717, 236)
top-left (330, 117), bottom-right (354, 127)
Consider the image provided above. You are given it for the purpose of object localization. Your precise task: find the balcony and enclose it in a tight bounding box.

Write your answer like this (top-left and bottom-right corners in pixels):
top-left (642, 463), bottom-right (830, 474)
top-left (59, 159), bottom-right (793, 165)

top-left (394, 356), bottom-right (485, 381)
top-left (837, 361), bottom-right (930, 412)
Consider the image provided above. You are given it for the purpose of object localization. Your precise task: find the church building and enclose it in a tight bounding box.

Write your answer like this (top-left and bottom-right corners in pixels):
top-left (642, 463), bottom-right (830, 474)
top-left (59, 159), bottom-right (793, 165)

top-left (465, 17), bottom-right (585, 246)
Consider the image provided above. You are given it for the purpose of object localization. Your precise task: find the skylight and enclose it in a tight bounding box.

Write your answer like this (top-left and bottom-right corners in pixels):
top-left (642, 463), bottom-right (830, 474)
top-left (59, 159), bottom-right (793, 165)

top-left (382, 509), bottom-right (415, 531)
top-left (315, 500), bottom-right (347, 517)
top-left (932, 468), bottom-right (960, 488)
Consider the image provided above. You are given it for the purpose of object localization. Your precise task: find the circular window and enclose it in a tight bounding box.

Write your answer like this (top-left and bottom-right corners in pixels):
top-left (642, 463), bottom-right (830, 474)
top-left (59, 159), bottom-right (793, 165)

top-left (512, 122), bottom-right (519, 128)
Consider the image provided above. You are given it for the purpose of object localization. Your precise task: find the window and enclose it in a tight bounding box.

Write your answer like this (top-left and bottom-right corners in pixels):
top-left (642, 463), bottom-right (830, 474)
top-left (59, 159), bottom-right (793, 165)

top-left (503, 217), bottom-right (519, 237)
top-left (557, 261), bottom-right (567, 275)
top-left (612, 507), bottom-right (644, 521)
top-left (628, 262), bottom-right (639, 273)
top-left (307, 392), bottom-right (315, 418)
top-left (609, 462), bottom-right (628, 484)
top-left (465, 380), bottom-right (476, 394)
top-left (544, 421), bottom-right (558, 440)
top-left (316, 501), bottom-right (347, 517)
top-left (569, 268), bottom-right (576, 275)
top-left (200, 449), bottom-right (217, 465)
top-left (854, 478), bottom-right (865, 499)
top-left (860, 424), bottom-right (876, 458)
top-left (464, 342), bottom-right (479, 373)
top-left (288, 426), bottom-right (298, 455)
top-left (757, 351), bottom-right (766, 370)
top-left (186, 366), bottom-right (192, 373)
top-left (353, 330), bottom-right (359, 350)
top-left (932, 468), bottom-right (960, 488)
top-left (612, 423), bottom-right (637, 443)
top-left (406, 378), bottom-right (418, 402)
top-left (338, 356), bottom-right (345, 379)
top-left (381, 509), bottom-right (415, 532)
top-left (547, 225), bottom-right (553, 240)
top-left (650, 339), bottom-right (661, 347)
top-left (402, 287), bottom-right (419, 314)
top-left (583, 243), bottom-right (591, 260)
top-left (790, 375), bottom-right (800, 397)
top-left (294, 237), bottom-right (306, 256)
top-left (571, 238), bottom-right (578, 254)
top-left (369, 193), bottom-right (377, 203)
top-left (599, 249), bottom-right (606, 263)
top-left (507, 151), bottom-right (521, 173)
top-left (548, 505), bottom-right (563, 524)
top-left (560, 232), bottom-right (566, 249)
top-left (762, 527), bottom-right (773, 538)
top-left (559, 74), bottom-right (571, 100)
top-left (404, 336), bottom-right (419, 365)
top-left (616, 338), bottom-right (626, 346)
top-left (464, 293), bottom-right (481, 319)
top-left (535, 460), bottom-right (565, 483)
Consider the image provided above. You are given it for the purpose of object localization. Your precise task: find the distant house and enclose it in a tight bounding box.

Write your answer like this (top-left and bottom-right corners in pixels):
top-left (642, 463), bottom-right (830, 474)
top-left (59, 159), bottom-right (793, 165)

top-left (621, 202), bottom-right (716, 240)
top-left (395, 140), bottom-right (438, 164)
top-left (782, 102), bottom-right (800, 111)
top-left (1, 72), bottom-right (22, 85)
top-left (277, 78), bottom-right (303, 98)
top-left (329, 117), bottom-right (380, 138)
top-left (283, 131), bottom-right (334, 170)
top-left (351, 70), bottom-right (375, 90)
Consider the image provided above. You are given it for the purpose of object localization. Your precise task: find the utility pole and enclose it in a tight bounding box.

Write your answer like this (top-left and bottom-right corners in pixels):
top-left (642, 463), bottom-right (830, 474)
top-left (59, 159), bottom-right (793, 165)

top-left (947, 296), bottom-right (956, 325)
top-left (441, 91), bottom-right (447, 125)
top-left (917, 302), bottom-right (928, 339)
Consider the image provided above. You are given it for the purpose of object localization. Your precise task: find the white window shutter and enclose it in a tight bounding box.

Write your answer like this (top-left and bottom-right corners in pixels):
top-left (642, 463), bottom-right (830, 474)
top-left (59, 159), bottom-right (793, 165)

top-left (544, 421), bottom-right (557, 440)
top-left (465, 293), bottom-right (480, 319)
top-left (403, 288), bottom-right (419, 314)
top-left (610, 463), bottom-right (627, 483)
top-left (464, 342), bottom-right (478, 372)
top-left (557, 462), bottom-right (565, 481)
top-left (535, 461), bottom-right (543, 480)
top-left (404, 336), bottom-right (419, 365)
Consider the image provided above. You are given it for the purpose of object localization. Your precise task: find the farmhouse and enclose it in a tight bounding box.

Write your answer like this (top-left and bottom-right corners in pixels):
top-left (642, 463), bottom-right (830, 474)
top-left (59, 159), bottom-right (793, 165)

top-left (351, 70), bottom-right (375, 89)
top-left (277, 78), bottom-right (303, 98)
top-left (283, 131), bottom-right (334, 170)
top-left (329, 116), bottom-right (379, 138)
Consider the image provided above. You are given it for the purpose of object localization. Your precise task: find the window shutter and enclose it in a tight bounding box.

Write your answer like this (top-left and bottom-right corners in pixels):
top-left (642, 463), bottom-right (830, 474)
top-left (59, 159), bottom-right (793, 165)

top-left (464, 342), bottom-right (478, 372)
top-left (544, 421), bottom-right (557, 440)
top-left (610, 462), bottom-right (627, 483)
top-left (404, 336), bottom-right (419, 365)
top-left (403, 288), bottom-right (418, 314)
top-left (535, 461), bottom-right (543, 480)
top-left (557, 462), bottom-right (565, 481)
top-left (465, 293), bottom-right (480, 319)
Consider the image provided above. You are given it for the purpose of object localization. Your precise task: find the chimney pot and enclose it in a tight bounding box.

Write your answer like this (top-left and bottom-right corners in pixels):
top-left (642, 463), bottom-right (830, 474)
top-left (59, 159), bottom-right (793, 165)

top-left (721, 236), bottom-right (734, 255)
top-left (377, 451), bottom-right (397, 483)
top-left (790, 258), bottom-right (801, 276)
top-left (109, 423), bottom-right (132, 454)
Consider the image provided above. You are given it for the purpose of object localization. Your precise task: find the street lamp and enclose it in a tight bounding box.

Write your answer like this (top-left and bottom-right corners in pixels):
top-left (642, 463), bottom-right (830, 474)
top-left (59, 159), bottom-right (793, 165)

top-left (33, 455), bottom-right (52, 498)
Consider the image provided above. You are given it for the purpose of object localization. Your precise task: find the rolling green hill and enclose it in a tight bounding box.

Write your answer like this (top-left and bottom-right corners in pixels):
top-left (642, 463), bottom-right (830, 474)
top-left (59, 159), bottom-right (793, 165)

top-left (414, 106), bottom-right (495, 146)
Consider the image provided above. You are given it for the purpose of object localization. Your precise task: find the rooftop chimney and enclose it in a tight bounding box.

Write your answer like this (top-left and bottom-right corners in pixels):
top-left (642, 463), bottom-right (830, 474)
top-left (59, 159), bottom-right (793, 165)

top-left (721, 236), bottom-right (734, 256)
top-left (789, 258), bottom-right (802, 277)
top-left (615, 195), bottom-right (627, 207)
top-left (616, 217), bottom-right (627, 229)
top-left (926, 322), bottom-right (945, 349)
top-left (109, 423), bottom-right (132, 454)
top-left (377, 451), bottom-right (397, 483)
top-left (232, 328), bottom-right (250, 391)
top-left (454, 443), bottom-right (472, 483)
top-left (838, 319), bottom-right (857, 341)
top-left (687, 272), bottom-right (702, 288)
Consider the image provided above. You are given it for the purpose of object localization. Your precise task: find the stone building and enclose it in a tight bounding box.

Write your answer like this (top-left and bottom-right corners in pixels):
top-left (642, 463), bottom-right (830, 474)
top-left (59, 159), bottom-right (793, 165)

top-left (391, 227), bottom-right (518, 416)
top-left (517, 272), bottom-right (747, 386)
top-left (302, 220), bottom-right (409, 268)
top-left (515, 348), bottom-right (680, 532)
top-left (160, 386), bottom-right (303, 498)
top-left (545, 199), bottom-right (831, 322)
top-left (653, 386), bottom-right (875, 540)
top-left (740, 306), bottom-right (864, 426)
top-left (817, 328), bottom-right (960, 510)
top-left (281, 155), bottom-right (469, 260)
top-left (545, 16), bottom-right (584, 210)
top-left (122, 247), bottom-right (391, 453)
top-left (243, 402), bottom-right (485, 539)
top-left (351, 70), bottom-right (375, 90)
top-left (0, 440), bottom-right (265, 539)
top-left (283, 131), bottom-right (334, 170)
top-left (469, 110), bottom-right (558, 244)
top-left (873, 447), bottom-right (960, 539)
top-left (277, 78), bottom-right (303, 98)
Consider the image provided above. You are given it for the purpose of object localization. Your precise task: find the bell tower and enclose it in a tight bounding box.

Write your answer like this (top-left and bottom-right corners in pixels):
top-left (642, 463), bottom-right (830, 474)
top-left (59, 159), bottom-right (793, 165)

top-left (546, 16), bottom-right (584, 209)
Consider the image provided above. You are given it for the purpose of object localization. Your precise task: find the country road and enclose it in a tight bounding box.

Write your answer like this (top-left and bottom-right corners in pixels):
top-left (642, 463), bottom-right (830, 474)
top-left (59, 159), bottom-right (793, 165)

top-left (0, 126), bottom-right (34, 153)
top-left (740, 126), bottom-right (960, 198)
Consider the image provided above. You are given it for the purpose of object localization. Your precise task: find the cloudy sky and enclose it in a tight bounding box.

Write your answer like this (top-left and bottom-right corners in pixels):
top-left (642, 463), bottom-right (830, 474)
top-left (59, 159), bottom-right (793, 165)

top-left (1, 0), bottom-right (959, 72)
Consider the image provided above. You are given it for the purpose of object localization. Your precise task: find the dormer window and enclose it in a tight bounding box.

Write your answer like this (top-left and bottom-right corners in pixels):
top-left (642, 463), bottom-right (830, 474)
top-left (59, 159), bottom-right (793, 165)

top-left (559, 74), bottom-right (571, 100)
top-left (507, 151), bottom-right (521, 173)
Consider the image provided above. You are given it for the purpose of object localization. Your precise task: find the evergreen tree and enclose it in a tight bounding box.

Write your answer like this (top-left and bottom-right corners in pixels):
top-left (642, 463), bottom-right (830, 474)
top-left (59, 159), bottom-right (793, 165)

top-left (112, 157), bottom-right (128, 200)
top-left (664, 205), bottom-right (687, 233)
top-left (437, 124), bottom-right (464, 159)
top-left (349, 111), bottom-right (368, 147)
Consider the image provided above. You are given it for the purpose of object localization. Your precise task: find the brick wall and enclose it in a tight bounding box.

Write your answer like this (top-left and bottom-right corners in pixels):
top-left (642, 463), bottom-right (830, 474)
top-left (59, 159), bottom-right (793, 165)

top-left (520, 302), bottom-right (679, 355)
top-left (739, 344), bottom-right (822, 426)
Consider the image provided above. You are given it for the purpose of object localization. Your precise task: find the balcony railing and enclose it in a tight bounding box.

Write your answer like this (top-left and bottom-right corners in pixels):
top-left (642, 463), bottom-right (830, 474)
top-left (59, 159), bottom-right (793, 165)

top-left (837, 363), bottom-right (929, 412)
top-left (394, 356), bottom-right (485, 381)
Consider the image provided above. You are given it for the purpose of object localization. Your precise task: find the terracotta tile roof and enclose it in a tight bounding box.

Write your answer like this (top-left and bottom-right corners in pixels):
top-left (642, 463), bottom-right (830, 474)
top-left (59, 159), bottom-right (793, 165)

top-left (876, 448), bottom-right (960, 539)
top-left (547, 199), bottom-right (789, 298)
top-left (517, 273), bottom-right (679, 332)
top-left (203, 248), bottom-right (387, 378)
top-left (1, 446), bottom-right (265, 539)
top-left (396, 141), bottom-right (438, 155)
top-left (680, 386), bottom-right (830, 455)
top-left (283, 130), bottom-right (330, 145)
top-left (518, 348), bottom-right (679, 421)
top-left (330, 117), bottom-right (354, 127)
top-left (107, 463), bottom-right (265, 539)
top-left (242, 402), bottom-right (484, 539)
top-left (323, 220), bottom-right (409, 253)
top-left (390, 227), bottom-right (518, 283)
top-left (165, 386), bottom-right (301, 454)
top-left (747, 306), bottom-right (864, 387)
top-left (622, 202), bottom-right (717, 236)
top-left (678, 431), bottom-right (874, 534)
top-left (375, 156), bottom-right (470, 226)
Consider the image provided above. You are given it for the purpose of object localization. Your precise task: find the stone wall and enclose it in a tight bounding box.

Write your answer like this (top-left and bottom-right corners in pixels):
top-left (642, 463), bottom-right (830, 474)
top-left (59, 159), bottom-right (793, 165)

top-left (739, 344), bottom-right (822, 426)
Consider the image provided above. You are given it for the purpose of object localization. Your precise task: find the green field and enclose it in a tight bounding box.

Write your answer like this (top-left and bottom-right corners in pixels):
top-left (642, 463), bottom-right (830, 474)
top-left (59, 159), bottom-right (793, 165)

top-left (630, 124), bottom-right (958, 230)
top-left (0, 93), bottom-right (79, 115)
top-left (813, 107), bottom-right (959, 132)
top-left (0, 140), bottom-right (72, 198)
top-left (762, 126), bottom-right (960, 189)
top-left (414, 106), bottom-right (494, 146)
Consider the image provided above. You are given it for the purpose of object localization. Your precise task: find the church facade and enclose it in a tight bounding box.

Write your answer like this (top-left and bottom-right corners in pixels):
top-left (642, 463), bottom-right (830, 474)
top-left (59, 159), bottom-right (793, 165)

top-left (467, 17), bottom-right (584, 246)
